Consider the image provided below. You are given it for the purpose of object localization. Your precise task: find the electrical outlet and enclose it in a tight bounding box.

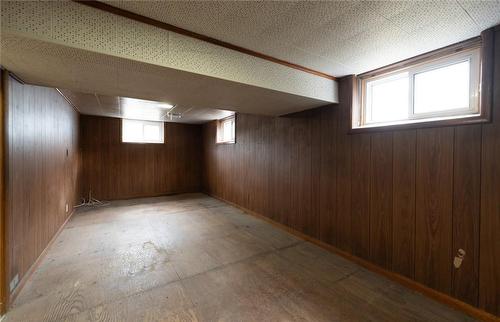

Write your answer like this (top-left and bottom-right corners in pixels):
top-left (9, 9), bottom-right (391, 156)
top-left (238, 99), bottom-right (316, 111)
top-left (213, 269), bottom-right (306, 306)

top-left (453, 249), bottom-right (466, 268)
top-left (65, 203), bottom-right (69, 213)
top-left (9, 274), bottom-right (19, 292)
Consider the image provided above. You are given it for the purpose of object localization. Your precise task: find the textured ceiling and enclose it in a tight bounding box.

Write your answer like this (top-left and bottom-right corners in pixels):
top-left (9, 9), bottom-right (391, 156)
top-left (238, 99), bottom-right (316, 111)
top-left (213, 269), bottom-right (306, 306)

top-left (105, 0), bottom-right (500, 76)
top-left (0, 0), bottom-right (337, 121)
top-left (1, 34), bottom-right (331, 118)
top-left (59, 89), bottom-right (234, 123)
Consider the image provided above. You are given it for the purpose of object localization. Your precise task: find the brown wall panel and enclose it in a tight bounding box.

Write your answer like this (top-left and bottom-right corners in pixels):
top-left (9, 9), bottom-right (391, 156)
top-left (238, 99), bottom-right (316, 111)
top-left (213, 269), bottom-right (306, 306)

top-left (452, 125), bottom-right (481, 306)
top-left (319, 107), bottom-right (337, 245)
top-left (350, 134), bottom-right (371, 259)
top-left (335, 77), bottom-right (353, 252)
top-left (370, 132), bottom-right (393, 269)
top-left (289, 114), bottom-right (314, 236)
top-left (479, 29), bottom-right (500, 315)
top-left (80, 115), bottom-right (202, 201)
top-left (392, 130), bottom-right (416, 278)
top-left (6, 76), bottom-right (81, 297)
top-left (270, 117), bottom-right (292, 226)
top-left (415, 127), bottom-right (454, 294)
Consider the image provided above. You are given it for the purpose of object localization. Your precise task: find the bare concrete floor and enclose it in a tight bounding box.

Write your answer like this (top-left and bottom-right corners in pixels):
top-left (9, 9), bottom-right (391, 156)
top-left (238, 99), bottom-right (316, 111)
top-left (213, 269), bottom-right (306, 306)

top-left (6, 193), bottom-right (473, 321)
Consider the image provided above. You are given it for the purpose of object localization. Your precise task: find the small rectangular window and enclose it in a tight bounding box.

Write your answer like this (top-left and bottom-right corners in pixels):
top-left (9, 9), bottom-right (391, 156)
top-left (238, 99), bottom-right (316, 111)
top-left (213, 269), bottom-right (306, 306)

top-left (122, 119), bottom-right (164, 143)
top-left (355, 45), bottom-right (482, 130)
top-left (216, 115), bottom-right (235, 144)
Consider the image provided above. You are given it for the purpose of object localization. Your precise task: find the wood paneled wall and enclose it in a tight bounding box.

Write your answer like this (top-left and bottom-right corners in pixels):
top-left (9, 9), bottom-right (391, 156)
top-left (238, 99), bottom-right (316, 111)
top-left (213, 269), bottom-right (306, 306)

top-left (80, 115), bottom-right (202, 201)
top-left (202, 30), bottom-right (500, 316)
top-left (5, 76), bottom-right (81, 298)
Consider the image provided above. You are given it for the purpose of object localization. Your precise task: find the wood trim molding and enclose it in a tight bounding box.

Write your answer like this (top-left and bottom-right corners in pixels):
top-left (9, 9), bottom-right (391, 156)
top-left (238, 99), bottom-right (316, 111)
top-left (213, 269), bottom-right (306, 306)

top-left (56, 88), bottom-right (81, 114)
top-left (71, 1), bottom-right (336, 81)
top-left (357, 36), bottom-right (482, 79)
top-left (349, 115), bottom-right (491, 134)
top-left (205, 192), bottom-right (500, 322)
top-left (480, 27), bottom-right (495, 124)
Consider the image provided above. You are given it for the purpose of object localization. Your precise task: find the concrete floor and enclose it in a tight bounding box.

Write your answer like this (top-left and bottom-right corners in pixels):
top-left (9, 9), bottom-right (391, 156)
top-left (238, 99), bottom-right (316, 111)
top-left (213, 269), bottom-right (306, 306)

top-left (6, 193), bottom-right (473, 321)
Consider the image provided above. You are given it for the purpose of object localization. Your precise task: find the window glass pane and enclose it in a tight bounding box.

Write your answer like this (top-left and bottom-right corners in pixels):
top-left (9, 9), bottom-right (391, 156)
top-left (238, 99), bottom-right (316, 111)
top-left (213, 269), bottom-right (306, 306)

top-left (414, 60), bottom-right (470, 114)
top-left (144, 124), bottom-right (160, 141)
top-left (122, 119), bottom-right (163, 143)
top-left (222, 119), bottom-right (233, 142)
top-left (366, 73), bottom-right (409, 123)
top-left (122, 120), bottom-right (143, 142)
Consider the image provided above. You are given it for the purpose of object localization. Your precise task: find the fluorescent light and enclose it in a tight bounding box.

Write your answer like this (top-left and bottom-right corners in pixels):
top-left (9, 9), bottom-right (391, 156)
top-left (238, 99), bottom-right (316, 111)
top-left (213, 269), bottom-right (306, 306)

top-left (120, 97), bottom-right (174, 121)
top-left (158, 103), bottom-right (174, 109)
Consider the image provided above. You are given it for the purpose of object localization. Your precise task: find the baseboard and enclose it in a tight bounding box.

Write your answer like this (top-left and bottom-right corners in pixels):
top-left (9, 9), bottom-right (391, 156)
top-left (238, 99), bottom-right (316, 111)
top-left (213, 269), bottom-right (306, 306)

top-left (206, 192), bottom-right (499, 322)
top-left (85, 188), bottom-right (203, 202)
top-left (7, 209), bottom-right (76, 308)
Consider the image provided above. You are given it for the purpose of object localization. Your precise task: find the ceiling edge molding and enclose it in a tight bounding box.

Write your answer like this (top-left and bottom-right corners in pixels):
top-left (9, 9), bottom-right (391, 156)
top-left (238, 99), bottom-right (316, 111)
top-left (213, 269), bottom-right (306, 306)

top-left (72, 0), bottom-right (337, 81)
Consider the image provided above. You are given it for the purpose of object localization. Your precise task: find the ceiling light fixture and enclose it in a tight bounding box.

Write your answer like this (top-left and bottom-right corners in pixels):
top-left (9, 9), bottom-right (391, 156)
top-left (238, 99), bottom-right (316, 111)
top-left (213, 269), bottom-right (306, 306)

top-left (120, 97), bottom-right (175, 121)
top-left (167, 112), bottom-right (182, 121)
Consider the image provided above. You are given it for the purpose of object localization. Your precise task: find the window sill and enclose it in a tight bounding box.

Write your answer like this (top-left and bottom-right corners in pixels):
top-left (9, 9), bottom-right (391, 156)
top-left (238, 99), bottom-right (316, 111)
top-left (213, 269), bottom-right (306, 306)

top-left (215, 141), bottom-right (236, 145)
top-left (349, 114), bottom-right (490, 134)
top-left (122, 141), bottom-right (165, 144)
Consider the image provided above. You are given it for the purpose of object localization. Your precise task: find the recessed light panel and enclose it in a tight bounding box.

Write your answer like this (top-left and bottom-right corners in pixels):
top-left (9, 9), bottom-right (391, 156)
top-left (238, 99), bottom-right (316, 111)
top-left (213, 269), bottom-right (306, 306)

top-left (120, 97), bottom-right (174, 121)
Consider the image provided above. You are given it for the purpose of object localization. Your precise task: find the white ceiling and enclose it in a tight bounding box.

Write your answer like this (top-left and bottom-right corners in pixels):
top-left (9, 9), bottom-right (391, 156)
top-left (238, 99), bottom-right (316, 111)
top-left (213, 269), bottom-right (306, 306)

top-left (1, 34), bottom-right (331, 119)
top-left (58, 89), bottom-right (234, 123)
top-left (0, 0), bottom-right (337, 123)
top-left (2, 1), bottom-right (499, 123)
top-left (105, 0), bottom-right (500, 76)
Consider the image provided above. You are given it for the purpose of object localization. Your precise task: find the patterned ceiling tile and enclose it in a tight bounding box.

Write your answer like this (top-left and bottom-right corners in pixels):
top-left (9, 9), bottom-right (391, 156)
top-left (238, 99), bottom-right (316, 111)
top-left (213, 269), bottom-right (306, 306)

top-left (104, 0), bottom-right (500, 76)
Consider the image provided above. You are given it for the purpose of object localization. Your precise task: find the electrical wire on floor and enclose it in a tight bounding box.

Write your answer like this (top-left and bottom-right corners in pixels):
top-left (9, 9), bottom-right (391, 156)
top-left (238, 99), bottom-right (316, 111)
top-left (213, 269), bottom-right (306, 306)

top-left (74, 189), bottom-right (110, 208)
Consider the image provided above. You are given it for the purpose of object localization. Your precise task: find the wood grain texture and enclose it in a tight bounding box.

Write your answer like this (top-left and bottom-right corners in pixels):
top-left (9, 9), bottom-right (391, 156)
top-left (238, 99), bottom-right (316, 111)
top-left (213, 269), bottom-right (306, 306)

top-left (415, 127), bottom-right (454, 294)
top-left (350, 134), bottom-right (371, 259)
top-left (289, 113), bottom-right (314, 237)
top-left (319, 107), bottom-right (336, 245)
top-left (479, 28), bottom-right (500, 316)
top-left (370, 132), bottom-right (393, 269)
top-left (80, 115), bottom-right (202, 201)
top-left (392, 130), bottom-right (416, 279)
top-left (335, 76), bottom-right (353, 252)
top-left (6, 194), bottom-right (476, 322)
top-left (452, 125), bottom-right (481, 306)
top-left (5, 75), bottom-right (81, 302)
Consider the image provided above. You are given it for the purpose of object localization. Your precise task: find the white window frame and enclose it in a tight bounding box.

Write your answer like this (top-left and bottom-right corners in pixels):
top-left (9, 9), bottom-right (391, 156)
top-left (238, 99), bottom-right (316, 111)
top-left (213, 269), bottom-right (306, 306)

top-left (358, 47), bottom-right (481, 128)
top-left (122, 119), bottom-right (165, 144)
top-left (216, 115), bottom-right (236, 144)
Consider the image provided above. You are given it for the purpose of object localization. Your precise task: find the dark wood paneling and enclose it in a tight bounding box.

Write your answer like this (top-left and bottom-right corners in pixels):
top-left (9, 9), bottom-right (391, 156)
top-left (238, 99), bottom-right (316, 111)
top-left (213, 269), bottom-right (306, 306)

top-left (270, 117), bottom-right (292, 226)
top-left (335, 77), bottom-right (353, 252)
top-left (452, 125), bottom-right (481, 306)
top-left (370, 132), bottom-right (393, 269)
top-left (289, 114), bottom-right (313, 236)
top-left (415, 127), bottom-right (454, 294)
top-left (350, 134), bottom-right (371, 259)
top-left (5, 76), bottom-right (81, 299)
top-left (479, 29), bottom-right (500, 316)
top-left (81, 115), bottom-right (202, 201)
top-left (392, 130), bottom-right (416, 278)
top-left (202, 30), bottom-right (500, 316)
top-left (319, 107), bottom-right (336, 245)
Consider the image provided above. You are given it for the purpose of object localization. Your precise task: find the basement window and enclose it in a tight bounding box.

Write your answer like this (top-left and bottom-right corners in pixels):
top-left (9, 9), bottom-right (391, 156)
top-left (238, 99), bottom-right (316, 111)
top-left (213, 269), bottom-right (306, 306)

top-left (216, 115), bottom-right (236, 144)
top-left (353, 44), bottom-right (485, 131)
top-left (122, 119), bottom-right (164, 144)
